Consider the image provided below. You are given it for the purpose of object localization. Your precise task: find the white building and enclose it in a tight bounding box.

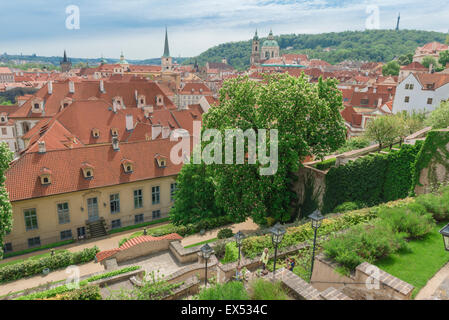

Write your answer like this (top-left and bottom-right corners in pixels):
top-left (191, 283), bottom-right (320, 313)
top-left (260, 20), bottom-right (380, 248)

top-left (392, 73), bottom-right (449, 114)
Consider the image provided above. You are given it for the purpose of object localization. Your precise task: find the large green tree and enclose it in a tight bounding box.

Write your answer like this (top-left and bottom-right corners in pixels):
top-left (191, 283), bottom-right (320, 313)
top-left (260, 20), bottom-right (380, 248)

top-left (201, 73), bottom-right (346, 225)
top-left (364, 115), bottom-right (400, 150)
top-left (439, 50), bottom-right (449, 68)
top-left (426, 101), bottom-right (449, 129)
top-left (0, 143), bottom-right (13, 259)
top-left (382, 61), bottom-right (400, 76)
top-left (169, 160), bottom-right (225, 225)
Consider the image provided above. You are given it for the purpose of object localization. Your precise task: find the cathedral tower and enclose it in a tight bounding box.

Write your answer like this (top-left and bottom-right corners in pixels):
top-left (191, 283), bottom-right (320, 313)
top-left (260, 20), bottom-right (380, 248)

top-left (250, 30), bottom-right (261, 66)
top-left (161, 27), bottom-right (173, 73)
top-left (60, 50), bottom-right (72, 73)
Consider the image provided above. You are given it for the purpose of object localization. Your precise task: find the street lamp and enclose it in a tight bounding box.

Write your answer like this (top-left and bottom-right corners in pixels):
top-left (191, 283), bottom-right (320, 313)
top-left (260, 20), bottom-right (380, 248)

top-left (270, 222), bottom-right (286, 279)
top-left (234, 231), bottom-right (245, 264)
top-left (308, 209), bottom-right (324, 281)
top-left (200, 243), bottom-right (214, 286)
top-left (439, 223), bottom-right (449, 252)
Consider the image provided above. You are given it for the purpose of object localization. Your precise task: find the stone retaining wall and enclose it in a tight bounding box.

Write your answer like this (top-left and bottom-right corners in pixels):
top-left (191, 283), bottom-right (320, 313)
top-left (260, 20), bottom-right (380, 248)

top-left (311, 254), bottom-right (414, 300)
top-left (169, 240), bottom-right (201, 264)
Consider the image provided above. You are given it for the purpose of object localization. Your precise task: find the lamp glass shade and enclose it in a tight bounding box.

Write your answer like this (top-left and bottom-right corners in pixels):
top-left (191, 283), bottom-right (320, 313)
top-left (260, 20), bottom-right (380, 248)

top-left (308, 210), bottom-right (324, 229)
top-left (200, 243), bottom-right (214, 259)
top-left (234, 231), bottom-right (245, 246)
top-left (270, 223), bottom-right (286, 246)
top-left (440, 223), bottom-right (449, 252)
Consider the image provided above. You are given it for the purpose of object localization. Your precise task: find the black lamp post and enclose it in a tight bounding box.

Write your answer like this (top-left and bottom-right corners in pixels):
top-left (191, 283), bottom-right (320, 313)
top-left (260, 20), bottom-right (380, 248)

top-left (270, 222), bottom-right (286, 279)
top-left (439, 223), bottom-right (449, 252)
top-left (234, 231), bottom-right (245, 264)
top-left (308, 209), bottom-right (324, 281)
top-left (200, 243), bottom-right (214, 286)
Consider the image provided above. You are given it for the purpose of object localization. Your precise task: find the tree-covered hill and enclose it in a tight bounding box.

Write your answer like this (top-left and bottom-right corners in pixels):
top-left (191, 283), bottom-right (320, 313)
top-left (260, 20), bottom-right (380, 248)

top-left (183, 29), bottom-right (448, 70)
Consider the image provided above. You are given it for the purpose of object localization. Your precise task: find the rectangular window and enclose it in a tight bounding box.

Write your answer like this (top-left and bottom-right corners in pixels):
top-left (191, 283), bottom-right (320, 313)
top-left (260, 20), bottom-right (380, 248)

top-left (405, 84), bottom-right (410, 90)
top-left (57, 202), bottom-right (70, 224)
top-left (3, 243), bottom-right (12, 253)
top-left (111, 219), bottom-right (121, 229)
top-left (60, 230), bottom-right (73, 240)
top-left (24, 208), bottom-right (38, 231)
top-left (152, 210), bottom-right (161, 219)
top-left (135, 214), bottom-right (144, 224)
top-left (427, 98), bottom-right (433, 105)
top-left (404, 96), bottom-right (410, 103)
top-left (170, 183), bottom-right (177, 202)
top-left (1, 128), bottom-right (6, 135)
top-left (410, 84), bottom-right (414, 90)
top-left (27, 237), bottom-right (41, 248)
top-left (77, 227), bottom-right (86, 239)
top-left (110, 193), bottom-right (120, 214)
top-left (134, 189), bottom-right (143, 209)
top-left (152, 186), bottom-right (160, 204)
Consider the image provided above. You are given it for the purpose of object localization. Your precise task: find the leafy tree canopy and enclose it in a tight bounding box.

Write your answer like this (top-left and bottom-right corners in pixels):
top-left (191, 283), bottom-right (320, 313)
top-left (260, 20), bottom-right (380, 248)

top-left (0, 143), bottom-right (14, 258)
top-left (200, 73), bottom-right (346, 225)
top-left (382, 61), bottom-right (400, 76)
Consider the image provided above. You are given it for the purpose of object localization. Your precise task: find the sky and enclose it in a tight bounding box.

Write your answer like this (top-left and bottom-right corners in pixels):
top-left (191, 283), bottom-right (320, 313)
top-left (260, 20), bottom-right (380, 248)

top-left (1, 0), bottom-right (449, 60)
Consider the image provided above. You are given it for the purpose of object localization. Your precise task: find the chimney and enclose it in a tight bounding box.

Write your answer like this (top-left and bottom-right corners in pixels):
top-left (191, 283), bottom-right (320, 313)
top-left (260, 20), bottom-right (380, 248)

top-left (69, 81), bottom-right (75, 93)
top-left (112, 136), bottom-right (120, 151)
top-left (38, 141), bottom-right (46, 154)
top-left (126, 114), bottom-right (133, 131)
top-left (134, 90), bottom-right (138, 101)
top-left (377, 98), bottom-right (383, 108)
top-left (48, 81), bottom-right (53, 95)
top-left (100, 80), bottom-right (105, 93)
top-left (429, 64), bottom-right (434, 74)
top-left (112, 101), bottom-right (117, 113)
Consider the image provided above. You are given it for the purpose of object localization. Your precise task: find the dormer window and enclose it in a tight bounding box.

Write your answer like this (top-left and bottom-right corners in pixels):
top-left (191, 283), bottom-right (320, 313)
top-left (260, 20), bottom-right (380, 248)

top-left (155, 154), bottom-right (167, 168)
top-left (122, 159), bottom-right (134, 173)
top-left (111, 128), bottom-right (119, 137)
top-left (40, 167), bottom-right (52, 185)
top-left (92, 128), bottom-right (100, 138)
top-left (31, 98), bottom-right (44, 113)
top-left (81, 163), bottom-right (94, 179)
top-left (137, 95), bottom-right (146, 108)
top-left (0, 115), bottom-right (6, 123)
top-left (156, 95), bottom-right (164, 106)
top-left (112, 96), bottom-right (124, 109)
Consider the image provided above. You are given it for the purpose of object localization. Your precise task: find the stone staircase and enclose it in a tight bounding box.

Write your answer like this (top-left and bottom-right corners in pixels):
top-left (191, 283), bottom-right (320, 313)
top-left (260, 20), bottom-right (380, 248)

top-left (86, 217), bottom-right (108, 239)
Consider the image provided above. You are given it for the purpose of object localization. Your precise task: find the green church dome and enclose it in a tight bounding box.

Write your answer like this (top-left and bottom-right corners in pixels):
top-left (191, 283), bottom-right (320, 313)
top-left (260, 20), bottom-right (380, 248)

top-left (262, 39), bottom-right (279, 47)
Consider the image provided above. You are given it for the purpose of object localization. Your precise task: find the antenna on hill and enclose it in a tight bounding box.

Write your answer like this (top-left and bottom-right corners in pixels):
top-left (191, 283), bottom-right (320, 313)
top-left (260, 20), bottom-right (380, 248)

top-left (395, 13), bottom-right (400, 31)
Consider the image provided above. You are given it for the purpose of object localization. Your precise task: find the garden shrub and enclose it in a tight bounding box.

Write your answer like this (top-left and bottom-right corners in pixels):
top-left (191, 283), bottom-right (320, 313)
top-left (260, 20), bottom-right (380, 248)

top-left (0, 246), bottom-right (99, 284)
top-left (377, 206), bottom-right (435, 239)
top-left (222, 242), bottom-right (239, 263)
top-left (198, 281), bottom-right (248, 300)
top-left (57, 285), bottom-right (102, 300)
top-left (217, 228), bottom-right (234, 239)
top-left (334, 202), bottom-right (360, 213)
top-left (323, 221), bottom-right (407, 274)
top-left (241, 206), bottom-right (379, 259)
top-left (249, 279), bottom-right (287, 300)
top-left (415, 192), bottom-right (449, 221)
top-left (212, 240), bottom-right (227, 259)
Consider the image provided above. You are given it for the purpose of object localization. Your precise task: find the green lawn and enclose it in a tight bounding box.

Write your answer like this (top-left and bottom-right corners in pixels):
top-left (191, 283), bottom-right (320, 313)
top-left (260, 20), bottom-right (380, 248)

top-left (375, 222), bottom-right (449, 299)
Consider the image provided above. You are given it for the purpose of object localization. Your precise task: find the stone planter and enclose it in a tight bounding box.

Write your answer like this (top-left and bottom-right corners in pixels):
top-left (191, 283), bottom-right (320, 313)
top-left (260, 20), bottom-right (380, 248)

top-left (43, 268), bottom-right (50, 275)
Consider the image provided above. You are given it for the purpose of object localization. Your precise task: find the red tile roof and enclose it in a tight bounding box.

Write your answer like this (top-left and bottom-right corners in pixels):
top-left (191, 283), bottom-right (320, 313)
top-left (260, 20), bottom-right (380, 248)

top-left (96, 233), bottom-right (183, 262)
top-left (6, 138), bottom-right (185, 202)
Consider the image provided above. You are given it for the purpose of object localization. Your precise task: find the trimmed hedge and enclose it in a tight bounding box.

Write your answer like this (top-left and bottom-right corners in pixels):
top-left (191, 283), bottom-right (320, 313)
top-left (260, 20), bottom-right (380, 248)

top-left (2, 239), bottom-right (75, 259)
top-left (323, 143), bottom-right (422, 213)
top-left (0, 246), bottom-right (99, 284)
top-left (16, 266), bottom-right (140, 300)
top-left (217, 228), bottom-right (233, 239)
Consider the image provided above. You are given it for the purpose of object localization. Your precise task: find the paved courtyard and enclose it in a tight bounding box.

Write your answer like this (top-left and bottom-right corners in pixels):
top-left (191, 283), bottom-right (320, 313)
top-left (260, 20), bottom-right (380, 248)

top-left (117, 250), bottom-right (195, 278)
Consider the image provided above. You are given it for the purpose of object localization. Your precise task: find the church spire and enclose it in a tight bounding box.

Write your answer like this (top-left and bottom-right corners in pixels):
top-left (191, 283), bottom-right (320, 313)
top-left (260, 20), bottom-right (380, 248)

top-left (163, 27), bottom-right (170, 57)
top-left (63, 50), bottom-right (68, 62)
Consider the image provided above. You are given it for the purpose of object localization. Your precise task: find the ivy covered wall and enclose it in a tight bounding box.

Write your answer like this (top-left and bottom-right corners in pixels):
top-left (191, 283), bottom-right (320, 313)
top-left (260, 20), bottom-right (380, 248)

top-left (412, 130), bottom-right (449, 195)
top-left (322, 142), bottom-right (423, 213)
